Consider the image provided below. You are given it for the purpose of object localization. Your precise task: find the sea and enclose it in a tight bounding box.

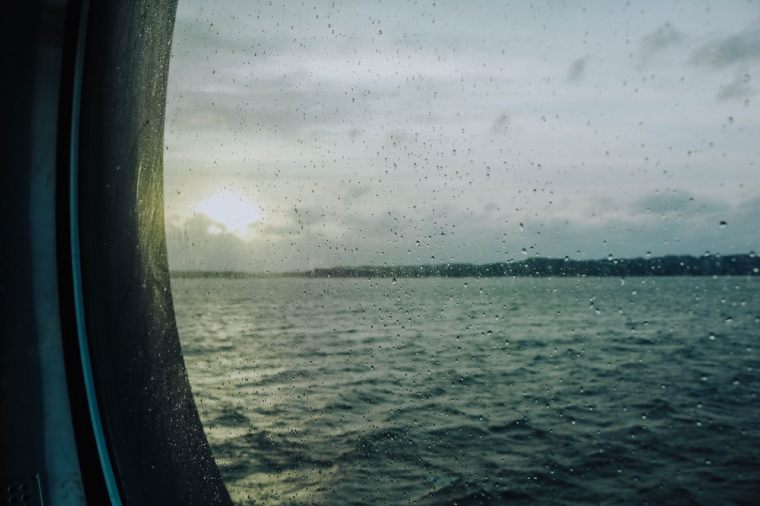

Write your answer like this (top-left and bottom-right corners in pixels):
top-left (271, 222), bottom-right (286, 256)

top-left (170, 276), bottom-right (760, 505)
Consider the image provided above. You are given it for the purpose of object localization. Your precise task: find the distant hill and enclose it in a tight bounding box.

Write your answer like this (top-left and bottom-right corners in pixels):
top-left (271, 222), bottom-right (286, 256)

top-left (172, 254), bottom-right (760, 279)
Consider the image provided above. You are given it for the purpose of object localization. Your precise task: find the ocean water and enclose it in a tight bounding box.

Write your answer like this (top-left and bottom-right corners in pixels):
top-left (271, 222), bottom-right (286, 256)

top-left (171, 276), bottom-right (760, 505)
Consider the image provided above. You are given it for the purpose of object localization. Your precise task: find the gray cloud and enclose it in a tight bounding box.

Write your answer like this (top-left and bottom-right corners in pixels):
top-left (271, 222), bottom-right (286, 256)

top-left (691, 21), bottom-right (760, 68)
top-left (631, 190), bottom-right (729, 216)
top-left (565, 57), bottom-right (588, 82)
top-left (489, 112), bottom-right (511, 135)
top-left (166, 190), bottom-right (756, 272)
top-left (717, 72), bottom-right (755, 101)
top-left (167, 75), bottom-right (360, 139)
top-left (638, 23), bottom-right (684, 64)
top-left (166, 214), bottom-right (254, 271)
top-left (165, 1), bottom-right (760, 271)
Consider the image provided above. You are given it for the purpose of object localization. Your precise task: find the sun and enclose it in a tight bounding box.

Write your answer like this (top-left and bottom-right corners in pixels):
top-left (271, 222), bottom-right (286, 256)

top-left (193, 190), bottom-right (262, 237)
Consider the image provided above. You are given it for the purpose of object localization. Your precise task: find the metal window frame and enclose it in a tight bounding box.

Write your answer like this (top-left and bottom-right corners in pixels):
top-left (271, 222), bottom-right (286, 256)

top-left (1, 1), bottom-right (231, 504)
top-left (70, 1), bottom-right (231, 504)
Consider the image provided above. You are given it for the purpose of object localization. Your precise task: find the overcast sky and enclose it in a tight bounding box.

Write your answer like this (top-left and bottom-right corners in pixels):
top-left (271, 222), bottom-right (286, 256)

top-left (164, 0), bottom-right (760, 272)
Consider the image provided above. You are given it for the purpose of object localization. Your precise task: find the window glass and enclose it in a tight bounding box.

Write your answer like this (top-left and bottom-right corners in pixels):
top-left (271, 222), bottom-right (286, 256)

top-left (164, 1), bottom-right (760, 503)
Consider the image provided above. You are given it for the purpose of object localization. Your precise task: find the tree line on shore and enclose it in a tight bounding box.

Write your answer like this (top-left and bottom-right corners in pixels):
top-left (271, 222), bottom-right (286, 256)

top-left (172, 254), bottom-right (759, 279)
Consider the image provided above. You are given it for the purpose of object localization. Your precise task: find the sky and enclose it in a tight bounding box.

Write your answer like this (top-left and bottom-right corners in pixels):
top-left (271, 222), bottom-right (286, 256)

top-left (163, 0), bottom-right (760, 272)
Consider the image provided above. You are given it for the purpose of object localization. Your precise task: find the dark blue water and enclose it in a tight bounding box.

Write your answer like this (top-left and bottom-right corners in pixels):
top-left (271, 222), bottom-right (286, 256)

top-left (171, 276), bottom-right (760, 505)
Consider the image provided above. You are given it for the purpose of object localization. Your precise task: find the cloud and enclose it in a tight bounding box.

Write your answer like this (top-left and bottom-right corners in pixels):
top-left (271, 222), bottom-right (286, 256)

top-left (717, 72), bottom-right (755, 101)
top-left (691, 21), bottom-right (760, 68)
top-left (489, 112), bottom-right (511, 135)
top-left (167, 74), bottom-right (359, 139)
top-left (165, 189), bottom-right (759, 272)
top-left (565, 56), bottom-right (588, 82)
top-left (631, 190), bottom-right (728, 216)
top-left (163, 1), bottom-right (760, 271)
top-left (166, 213), bottom-right (256, 271)
top-left (638, 23), bottom-right (684, 64)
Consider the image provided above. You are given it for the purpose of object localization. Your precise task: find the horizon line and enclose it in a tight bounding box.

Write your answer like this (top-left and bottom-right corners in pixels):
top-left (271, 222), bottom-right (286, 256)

top-left (169, 253), bottom-right (759, 278)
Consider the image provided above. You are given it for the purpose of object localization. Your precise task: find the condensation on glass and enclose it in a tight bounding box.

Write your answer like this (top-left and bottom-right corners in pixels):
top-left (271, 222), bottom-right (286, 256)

top-left (164, 1), bottom-right (760, 504)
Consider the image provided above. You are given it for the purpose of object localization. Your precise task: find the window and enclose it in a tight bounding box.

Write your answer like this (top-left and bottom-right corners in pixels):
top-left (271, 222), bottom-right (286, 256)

top-left (164, 1), bottom-right (760, 504)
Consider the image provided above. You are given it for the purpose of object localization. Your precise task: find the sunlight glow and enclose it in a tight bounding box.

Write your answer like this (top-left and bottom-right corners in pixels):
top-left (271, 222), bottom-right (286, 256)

top-left (194, 190), bottom-right (262, 237)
